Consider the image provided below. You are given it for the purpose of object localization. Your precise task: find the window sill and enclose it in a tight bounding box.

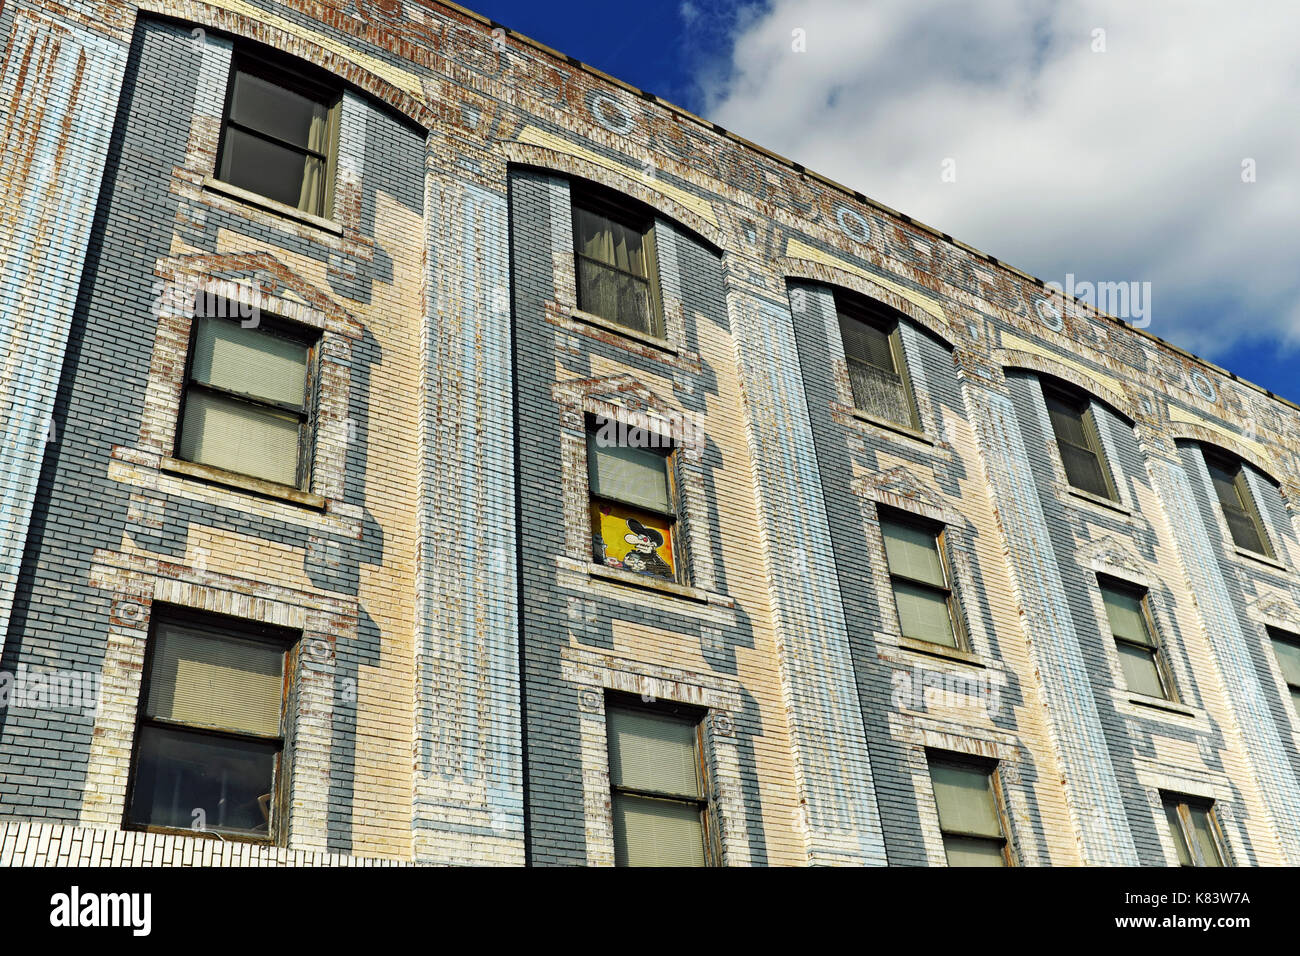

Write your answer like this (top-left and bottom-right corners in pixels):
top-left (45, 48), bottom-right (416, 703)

top-left (123, 822), bottom-right (277, 846)
top-left (1232, 547), bottom-right (1290, 574)
top-left (848, 409), bottom-right (935, 446)
top-left (1124, 692), bottom-right (1198, 719)
top-left (1065, 487), bottom-right (1132, 516)
top-left (587, 562), bottom-right (733, 607)
top-left (567, 307), bottom-right (679, 355)
top-left (201, 176), bottom-right (343, 235)
top-left (897, 635), bottom-right (987, 668)
top-left (160, 457), bottom-right (326, 511)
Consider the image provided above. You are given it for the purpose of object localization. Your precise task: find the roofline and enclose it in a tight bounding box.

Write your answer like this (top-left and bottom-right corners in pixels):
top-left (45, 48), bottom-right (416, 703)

top-left (441, 0), bottom-right (1297, 415)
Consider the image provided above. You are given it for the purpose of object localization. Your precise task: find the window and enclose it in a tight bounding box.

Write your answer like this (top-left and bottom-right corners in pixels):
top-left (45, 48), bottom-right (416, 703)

top-left (1162, 795), bottom-right (1226, 867)
top-left (1204, 450), bottom-right (1272, 557)
top-left (606, 698), bottom-right (713, 867)
top-left (1100, 579), bottom-right (1174, 700)
top-left (588, 424), bottom-right (680, 582)
top-left (572, 189), bottom-right (662, 337)
top-left (177, 309), bottom-right (316, 488)
top-left (126, 610), bottom-right (295, 840)
top-left (837, 297), bottom-right (918, 427)
top-left (1268, 627), bottom-right (1300, 718)
top-left (1043, 383), bottom-right (1116, 500)
top-left (216, 58), bottom-right (339, 217)
top-left (927, 754), bottom-right (1010, 866)
top-left (880, 511), bottom-right (962, 648)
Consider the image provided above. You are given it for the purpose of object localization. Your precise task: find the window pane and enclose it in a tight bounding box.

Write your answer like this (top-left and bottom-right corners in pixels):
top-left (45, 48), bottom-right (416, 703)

top-left (588, 436), bottom-right (671, 513)
top-left (612, 794), bottom-right (705, 867)
top-left (1117, 641), bottom-right (1167, 699)
top-left (146, 622), bottom-right (285, 737)
top-left (219, 125), bottom-right (324, 211)
top-left (1268, 631), bottom-right (1300, 685)
top-left (839, 313), bottom-right (896, 371)
top-left (576, 257), bottom-right (655, 334)
top-left (1222, 506), bottom-right (1267, 554)
top-left (179, 390), bottom-right (302, 486)
top-left (1045, 394), bottom-right (1089, 448)
top-left (846, 359), bottom-right (911, 424)
top-left (128, 725), bottom-right (277, 836)
top-left (1058, 441), bottom-right (1111, 497)
top-left (607, 707), bottom-right (700, 797)
top-left (1164, 803), bottom-right (1194, 866)
top-left (1206, 458), bottom-right (1243, 512)
top-left (893, 581), bottom-right (957, 647)
top-left (943, 835), bottom-right (1006, 867)
top-left (591, 502), bottom-right (676, 580)
top-left (574, 206), bottom-right (645, 276)
top-left (1101, 585), bottom-right (1152, 645)
top-left (229, 70), bottom-right (330, 152)
top-left (930, 762), bottom-right (1002, 838)
top-left (192, 318), bottom-right (308, 408)
top-left (1187, 806), bottom-right (1224, 866)
top-left (881, 519), bottom-right (945, 586)
top-left (1291, 687), bottom-right (1300, 718)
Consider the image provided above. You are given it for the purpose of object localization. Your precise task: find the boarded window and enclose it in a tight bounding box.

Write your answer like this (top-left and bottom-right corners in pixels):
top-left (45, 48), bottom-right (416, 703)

top-left (1044, 384), bottom-right (1116, 500)
top-left (1205, 451), bottom-right (1272, 556)
top-left (1162, 796), bottom-right (1225, 867)
top-left (127, 612), bottom-right (293, 840)
top-left (606, 701), bottom-right (711, 867)
top-left (177, 311), bottom-right (314, 488)
top-left (838, 300), bottom-right (916, 427)
top-left (1268, 627), bottom-right (1300, 718)
top-left (572, 193), bottom-right (662, 337)
top-left (1101, 579), bottom-right (1172, 700)
top-left (588, 427), bottom-right (678, 582)
top-left (928, 755), bottom-right (1009, 866)
top-left (881, 512), bottom-right (960, 648)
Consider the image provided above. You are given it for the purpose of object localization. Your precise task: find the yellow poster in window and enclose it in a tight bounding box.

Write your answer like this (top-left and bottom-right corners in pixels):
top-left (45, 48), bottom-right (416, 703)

top-left (591, 503), bottom-right (675, 580)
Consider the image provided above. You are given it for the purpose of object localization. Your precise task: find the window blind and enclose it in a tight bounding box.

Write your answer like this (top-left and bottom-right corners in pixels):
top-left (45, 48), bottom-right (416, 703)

top-left (588, 438), bottom-right (672, 514)
top-left (192, 318), bottom-right (308, 408)
top-left (930, 762), bottom-right (1003, 839)
top-left (882, 519), bottom-right (945, 586)
top-left (607, 708), bottom-right (700, 797)
top-left (612, 794), bottom-right (705, 867)
top-left (179, 390), bottom-right (302, 486)
top-left (146, 622), bottom-right (285, 737)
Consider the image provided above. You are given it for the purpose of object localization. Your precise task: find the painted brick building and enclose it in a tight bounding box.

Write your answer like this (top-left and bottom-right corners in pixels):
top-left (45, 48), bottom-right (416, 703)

top-left (1, 0), bottom-right (1298, 867)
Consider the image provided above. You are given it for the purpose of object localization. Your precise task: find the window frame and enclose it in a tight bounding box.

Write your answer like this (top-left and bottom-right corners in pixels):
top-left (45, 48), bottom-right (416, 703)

top-left (878, 508), bottom-right (966, 650)
top-left (1266, 626), bottom-right (1300, 719)
top-left (926, 752), bottom-right (1013, 867)
top-left (585, 418), bottom-right (685, 585)
top-left (1042, 381), bottom-right (1119, 501)
top-left (1099, 576), bottom-right (1177, 702)
top-left (604, 693), bottom-right (718, 867)
top-left (570, 186), bottom-right (664, 339)
top-left (1161, 794), bottom-right (1228, 867)
top-left (123, 607), bottom-right (298, 845)
top-left (214, 54), bottom-right (342, 219)
top-left (1203, 449), bottom-right (1274, 558)
top-left (836, 294), bottom-right (920, 430)
top-left (173, 305), bottom-right (320, 491)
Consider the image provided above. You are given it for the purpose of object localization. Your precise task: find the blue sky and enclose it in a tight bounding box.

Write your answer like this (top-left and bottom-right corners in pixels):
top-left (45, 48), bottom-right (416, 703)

top-left (469, 0), bottom-right (1298, 406)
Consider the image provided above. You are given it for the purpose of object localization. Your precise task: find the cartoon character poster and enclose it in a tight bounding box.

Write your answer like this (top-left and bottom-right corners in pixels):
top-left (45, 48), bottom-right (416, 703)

top-left (591, 503), bottom-right (675, 580)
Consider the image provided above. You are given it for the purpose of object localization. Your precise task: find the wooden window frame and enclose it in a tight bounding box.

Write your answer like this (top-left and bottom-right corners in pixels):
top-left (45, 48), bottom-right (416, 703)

top-left (604, 693), bottom-right (719, 867)
top-left (123, 606), bottom-right (299, 846)
top-left (1203, 449), bottom-right (1274, 558)
top-left (926, 751), bottom-right (1014, 867)
top-left (1162, 794), bottom-right (1228, 867)
top-left (836, 294), bottom-right (920, 429)
top-left (1042, 382), bottom-right (1118, 501)
top-left (570, 186), bottom-right (664, 338)
top-left (879, 508), bottom-right (966, 650)
top-left (585, 418), bottom-right (686, 585)
top-left (215, 53), bottom-right (342, 219)
top-left (1099, 576), bottom-right (1177, 702)
top-left (173, 305), bottom-right (320, 491)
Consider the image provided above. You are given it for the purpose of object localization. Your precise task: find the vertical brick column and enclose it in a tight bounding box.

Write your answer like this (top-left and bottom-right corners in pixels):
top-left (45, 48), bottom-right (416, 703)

top-left (962, 372), bottom-right (1139, 864)
top-left (0, 11), bottom-right (128, 654)
top-left (723, 265), bottom-right (887, 866)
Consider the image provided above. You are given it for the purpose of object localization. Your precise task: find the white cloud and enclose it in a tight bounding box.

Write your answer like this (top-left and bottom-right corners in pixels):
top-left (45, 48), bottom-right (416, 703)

top-left (701, 0), bottom-right (1300, 358)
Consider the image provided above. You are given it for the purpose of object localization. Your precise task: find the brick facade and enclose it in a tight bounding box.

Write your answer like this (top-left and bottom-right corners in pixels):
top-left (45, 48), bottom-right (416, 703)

top-left (1, 0), bottom-right (1297, 866)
